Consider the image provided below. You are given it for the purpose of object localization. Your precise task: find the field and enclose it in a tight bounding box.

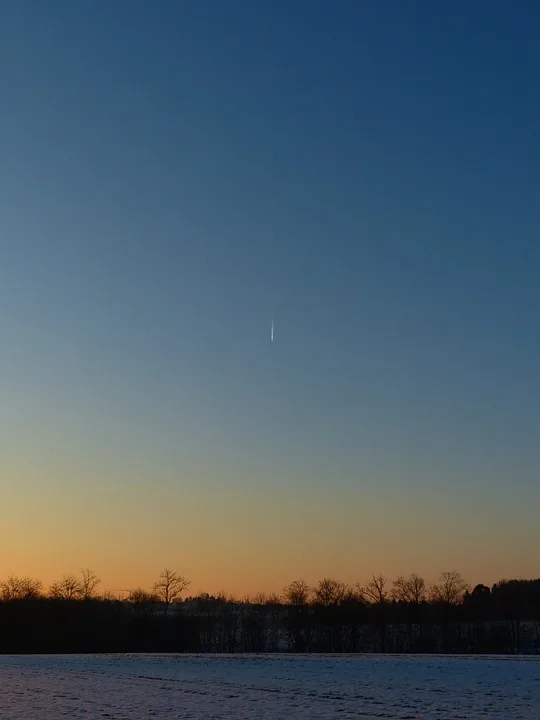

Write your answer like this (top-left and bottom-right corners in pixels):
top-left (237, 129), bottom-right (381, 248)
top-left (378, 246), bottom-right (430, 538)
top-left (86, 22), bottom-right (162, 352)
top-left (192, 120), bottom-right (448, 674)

top-left (1, 653), bottom-right (538, 718)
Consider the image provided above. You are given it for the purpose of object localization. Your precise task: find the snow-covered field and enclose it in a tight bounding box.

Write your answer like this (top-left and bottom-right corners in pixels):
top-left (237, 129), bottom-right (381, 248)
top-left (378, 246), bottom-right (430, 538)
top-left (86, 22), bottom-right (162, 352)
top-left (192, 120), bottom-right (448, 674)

top-left (1, 653), bottom-right (538, 719)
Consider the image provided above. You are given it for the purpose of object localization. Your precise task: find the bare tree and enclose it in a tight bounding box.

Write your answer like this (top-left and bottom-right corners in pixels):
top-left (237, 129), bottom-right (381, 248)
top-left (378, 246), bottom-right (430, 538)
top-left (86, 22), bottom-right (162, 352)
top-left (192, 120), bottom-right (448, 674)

top-left (313, 578), bottom-right (346, 607)
top-left (359, 574), bottom-right (388, 604)
top-left (283, 580), bottom-right (312, 652)
top-left (129, 587), bottom-right (160, 616)
top-left (1, 575), bottom-right (43, 601)
top-left (340, 586), bottom-right (367, 653)
top-left (392, 573), bottom-right (427, 651)
top-left (359, 574), bottom-right (389, 652)
top-left (130, 587), bottom-right (159, 603)
top-left (80, 568), bottom-right (100, 600)
top-left (430, 571), bottom-right (470, 605)
top-left (283, 580), bottom-right (310, 606)
top-left (312, 579), bottom-right (346, 652)
top-left (153, 569), bottom-right (190, 614)
top-left (342, 586), bottom-right (363, 604)
top-left (49, 574), bottom-right (83, 600)
top-left (264, 593), bottom-right (283, 652)
top-left (392, 573), bottom-right (426, 604)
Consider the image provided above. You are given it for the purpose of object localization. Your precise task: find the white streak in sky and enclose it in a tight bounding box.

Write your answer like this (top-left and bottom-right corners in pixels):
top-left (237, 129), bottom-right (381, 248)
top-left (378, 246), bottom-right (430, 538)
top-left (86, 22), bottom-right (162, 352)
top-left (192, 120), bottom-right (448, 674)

top-left (271, 319), bottom-right (274, 342)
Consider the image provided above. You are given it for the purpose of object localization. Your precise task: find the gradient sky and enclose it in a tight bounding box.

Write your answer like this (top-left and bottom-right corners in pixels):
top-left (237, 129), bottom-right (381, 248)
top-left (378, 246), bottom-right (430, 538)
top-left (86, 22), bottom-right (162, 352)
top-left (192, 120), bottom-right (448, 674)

top-left (2, 0), bottom-right (539, 597)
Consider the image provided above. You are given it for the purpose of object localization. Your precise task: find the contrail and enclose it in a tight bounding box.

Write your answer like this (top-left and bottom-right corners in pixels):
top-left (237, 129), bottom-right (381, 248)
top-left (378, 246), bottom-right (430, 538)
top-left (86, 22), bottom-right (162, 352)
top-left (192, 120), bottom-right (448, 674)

top-left (271, 318), bottom-right (274, 342)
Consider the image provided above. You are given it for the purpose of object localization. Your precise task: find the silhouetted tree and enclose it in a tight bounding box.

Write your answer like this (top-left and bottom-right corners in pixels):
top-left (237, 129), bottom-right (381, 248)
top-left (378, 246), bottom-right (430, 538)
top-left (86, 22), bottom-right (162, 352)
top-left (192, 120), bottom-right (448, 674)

top-left (312, 578), bottom-right (346, 651)
top-left (361, 574), bottom-right (389, 605)
top-left (80, 569), bottom-right (101, 600)
top-left (1, 575), bottom-right (43, 601)
top-left (241, 597), bottom-right (267, 652)
top-left (463, 584), bottom-right (491, 618)
top-left (430, 572), bottom-right (470, 652)
top-left (129, 588), bottom-right (160, 617)
top-left (430, 571), bottom-right (469, 605)
top-left (360, 575), bottom-right (389, 651)
top-left (264, 593), bottom-right (283, 651)
top-left (283, 580), bottom-right (311, 652)
top-left (392, 574), bottom-right (427, 651)
top-left (313, 578), bottom-right (346, 606)
top-left (153, 569), bottom-right (190, 615)
top-left (49, 574), bottom-right (83, 600)
top-left (491, 579), bottom-right (530, 653)
top-left (392, 574), bottom-right (426, 605)
top-left (462, 584), bottom-right (492, 652)
top-left (218, 595), bottom-right (240, 652)
top-left (283, 580), bottom-right (310, 605)
top-left (340, 587), bottom-right (367, 652)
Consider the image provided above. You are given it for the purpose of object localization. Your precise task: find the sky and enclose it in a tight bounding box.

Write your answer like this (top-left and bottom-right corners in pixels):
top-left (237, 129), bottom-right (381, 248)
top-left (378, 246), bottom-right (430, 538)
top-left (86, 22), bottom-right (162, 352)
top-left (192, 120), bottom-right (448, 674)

top-left (1, 0), bottom-right (539, 598)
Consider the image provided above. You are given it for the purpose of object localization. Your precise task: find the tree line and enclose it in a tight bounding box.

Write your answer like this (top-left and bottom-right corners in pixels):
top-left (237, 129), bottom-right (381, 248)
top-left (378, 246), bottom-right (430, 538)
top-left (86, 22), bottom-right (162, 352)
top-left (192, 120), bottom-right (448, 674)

top-left (1, 568), bottom-right (539, 654)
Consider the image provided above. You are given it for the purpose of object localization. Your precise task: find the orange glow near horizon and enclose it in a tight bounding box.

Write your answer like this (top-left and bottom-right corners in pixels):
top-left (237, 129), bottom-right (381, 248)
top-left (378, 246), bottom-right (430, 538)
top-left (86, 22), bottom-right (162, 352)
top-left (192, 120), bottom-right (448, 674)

top-left (2, 463), bottom-right (538, 599)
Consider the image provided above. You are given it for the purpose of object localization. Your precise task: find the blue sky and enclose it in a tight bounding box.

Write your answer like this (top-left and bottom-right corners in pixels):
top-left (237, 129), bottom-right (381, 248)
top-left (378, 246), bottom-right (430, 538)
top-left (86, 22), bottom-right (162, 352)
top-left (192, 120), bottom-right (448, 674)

top-left (1, 0), bottom-right (539, 591)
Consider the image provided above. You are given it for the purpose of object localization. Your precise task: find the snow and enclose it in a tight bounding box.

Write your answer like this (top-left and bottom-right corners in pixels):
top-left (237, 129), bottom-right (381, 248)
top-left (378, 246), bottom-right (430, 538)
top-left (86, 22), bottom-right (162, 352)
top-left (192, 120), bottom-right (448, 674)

top-left (1, 653), bottom-right (538, 718)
